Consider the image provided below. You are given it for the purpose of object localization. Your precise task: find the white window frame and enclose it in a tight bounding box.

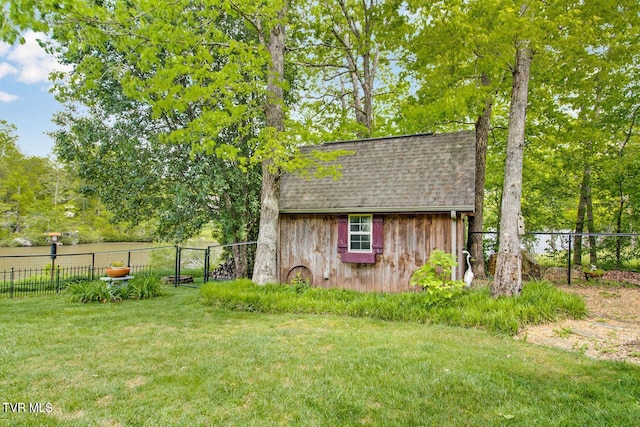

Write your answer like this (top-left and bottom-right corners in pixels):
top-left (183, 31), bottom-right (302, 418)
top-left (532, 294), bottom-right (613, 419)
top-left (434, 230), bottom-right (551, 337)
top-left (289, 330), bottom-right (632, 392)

top-left (348, 214), bottom-right (373, 253)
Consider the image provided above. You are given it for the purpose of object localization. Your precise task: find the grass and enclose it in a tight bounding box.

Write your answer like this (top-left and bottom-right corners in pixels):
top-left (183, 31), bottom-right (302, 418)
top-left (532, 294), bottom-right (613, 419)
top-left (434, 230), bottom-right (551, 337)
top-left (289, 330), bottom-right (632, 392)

top-left (200, 280), bottom-right (587, 335)
top-left (1, 285), bottom-right (639, 426)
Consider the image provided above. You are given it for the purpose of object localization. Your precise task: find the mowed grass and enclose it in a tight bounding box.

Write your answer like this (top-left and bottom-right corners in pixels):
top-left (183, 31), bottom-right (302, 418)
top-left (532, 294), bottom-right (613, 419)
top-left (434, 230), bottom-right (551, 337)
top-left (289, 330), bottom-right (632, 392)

top-left (0, 286), bottom-right (638, 426)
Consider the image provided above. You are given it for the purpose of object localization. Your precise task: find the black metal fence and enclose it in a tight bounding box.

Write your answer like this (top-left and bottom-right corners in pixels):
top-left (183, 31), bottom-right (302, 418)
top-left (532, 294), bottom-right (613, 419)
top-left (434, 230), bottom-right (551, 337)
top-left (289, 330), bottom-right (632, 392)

top-left (7, 233), bottom-right (634, 296)
top-left (175, 241), bottom-right (257, 287)
top-left (476, 232), bottom-right (640, 283)
top-left (0, 246), bottom-right (174, 298)
top-left (0, 241), bottom-right (258, 298)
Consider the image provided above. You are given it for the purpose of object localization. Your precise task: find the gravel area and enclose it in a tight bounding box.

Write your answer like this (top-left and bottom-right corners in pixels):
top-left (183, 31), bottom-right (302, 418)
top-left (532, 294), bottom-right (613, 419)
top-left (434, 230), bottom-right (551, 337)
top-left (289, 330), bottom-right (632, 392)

top-left (516, 285), bottom-right (640, 364)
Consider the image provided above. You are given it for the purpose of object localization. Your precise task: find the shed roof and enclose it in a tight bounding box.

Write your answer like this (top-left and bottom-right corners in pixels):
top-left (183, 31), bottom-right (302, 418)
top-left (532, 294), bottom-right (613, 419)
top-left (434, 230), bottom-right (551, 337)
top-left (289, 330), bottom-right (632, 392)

top-left (279, 131), bottom-right (476, 214)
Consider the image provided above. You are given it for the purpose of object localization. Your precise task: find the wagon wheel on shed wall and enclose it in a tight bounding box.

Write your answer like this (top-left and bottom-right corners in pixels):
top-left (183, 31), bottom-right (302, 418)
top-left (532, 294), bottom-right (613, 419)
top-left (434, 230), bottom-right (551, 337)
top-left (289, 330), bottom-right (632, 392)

top-left (287, 265), bottom-right (313, 286)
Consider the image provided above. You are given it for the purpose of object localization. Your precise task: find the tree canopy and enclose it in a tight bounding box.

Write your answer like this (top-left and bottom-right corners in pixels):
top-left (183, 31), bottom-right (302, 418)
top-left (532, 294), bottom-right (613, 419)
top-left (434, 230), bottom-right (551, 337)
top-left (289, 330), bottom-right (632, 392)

top-left (1, 0), bottom-right (638, 291)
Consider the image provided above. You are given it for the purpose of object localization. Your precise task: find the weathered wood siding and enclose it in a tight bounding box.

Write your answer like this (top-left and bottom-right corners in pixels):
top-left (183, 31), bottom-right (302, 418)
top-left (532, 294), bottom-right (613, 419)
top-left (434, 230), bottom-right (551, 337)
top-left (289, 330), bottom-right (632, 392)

top-left (279, 213), bottom-right (466, 293)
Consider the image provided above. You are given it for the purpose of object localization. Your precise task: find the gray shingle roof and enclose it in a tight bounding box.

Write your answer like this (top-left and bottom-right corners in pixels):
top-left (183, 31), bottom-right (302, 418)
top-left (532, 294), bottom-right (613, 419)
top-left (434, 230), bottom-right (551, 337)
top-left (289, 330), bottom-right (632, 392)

top-left (279, 131), bottom-right (476, 213)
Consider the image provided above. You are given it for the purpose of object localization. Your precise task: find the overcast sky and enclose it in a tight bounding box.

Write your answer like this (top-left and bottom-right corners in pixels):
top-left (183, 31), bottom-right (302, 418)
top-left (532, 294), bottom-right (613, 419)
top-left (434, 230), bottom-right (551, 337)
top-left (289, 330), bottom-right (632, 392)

top-left (0, 31), bottom-right (70, 158)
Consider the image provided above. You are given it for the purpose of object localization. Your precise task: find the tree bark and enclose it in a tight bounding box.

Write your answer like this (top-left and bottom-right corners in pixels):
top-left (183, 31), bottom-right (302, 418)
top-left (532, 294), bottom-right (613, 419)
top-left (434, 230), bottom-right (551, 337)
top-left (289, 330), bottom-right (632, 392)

top-left (586, 183), bottom-right (597, 266)
top-left (574, 138), bottom-right (598, 268)
top-left (613, 107), bottom-right (639, 268)
top-left (492, 44), bottom-right (532, 297)
top-left (253, 160), bottom-right (280, 284)
top-left (232, 242), bottom-right (249, 279)
top-left (573, 161), bottom-right (589, 266)
top-left (253, 8), bottom-right (286, 285)
top-left (615, 184), bottom-right (624, 268)
top-left (467, 73), bottom-right (492, 279)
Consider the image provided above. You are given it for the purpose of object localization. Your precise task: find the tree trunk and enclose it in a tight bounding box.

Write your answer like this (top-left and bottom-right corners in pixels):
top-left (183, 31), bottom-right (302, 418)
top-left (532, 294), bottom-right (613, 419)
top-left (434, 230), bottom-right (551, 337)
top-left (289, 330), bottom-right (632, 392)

top-left (586, 183), bottom-right (597, 266)
top-left (232, 243), bottom-right (249, 278)
top-left (573, 161), bottom-right (589, 266)
top-left (612, 107), bottom-right (638, 269)
top-left (253, 9), bottom-right (286, 285)
top-left (253, 161), bottom-right (280, 284)
top-left (492, 44), bottom-right (532, 297)
top-left (467, 74), bottom-right (492, 279)
top-left (615, 185), bottom-right (624, 268)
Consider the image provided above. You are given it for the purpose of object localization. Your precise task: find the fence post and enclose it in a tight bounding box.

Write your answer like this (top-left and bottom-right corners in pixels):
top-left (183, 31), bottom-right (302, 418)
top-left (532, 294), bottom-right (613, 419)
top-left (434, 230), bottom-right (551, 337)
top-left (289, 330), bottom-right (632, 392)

top-left (174, 246), bottom-right (180, 288)
top-left (204, 247), bottom-right (210, 284)
top-left (10, 267), bottom-right (14, 299)
top-left (91, 253), bottom-right (95, 280)
top-left (567, 233), bottom-right (572, 285)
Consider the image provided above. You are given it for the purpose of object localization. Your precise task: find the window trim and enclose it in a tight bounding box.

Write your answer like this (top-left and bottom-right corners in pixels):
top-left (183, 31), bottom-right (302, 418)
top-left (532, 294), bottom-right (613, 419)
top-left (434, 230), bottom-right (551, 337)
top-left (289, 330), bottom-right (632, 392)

top-left (348, 214), bottom-right (373, 253)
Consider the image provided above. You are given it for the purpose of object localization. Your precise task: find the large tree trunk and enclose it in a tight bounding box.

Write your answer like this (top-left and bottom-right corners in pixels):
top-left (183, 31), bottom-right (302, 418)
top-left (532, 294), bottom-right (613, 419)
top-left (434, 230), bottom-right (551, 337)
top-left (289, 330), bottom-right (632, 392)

top-left (253, 161), bottom-right (280, 284)
top-left (467, 74), bottom-right (492, 279)
top-left (253, 9), bottom-right (286, 285)
top-left (492, 44), bottom-right (532, 297)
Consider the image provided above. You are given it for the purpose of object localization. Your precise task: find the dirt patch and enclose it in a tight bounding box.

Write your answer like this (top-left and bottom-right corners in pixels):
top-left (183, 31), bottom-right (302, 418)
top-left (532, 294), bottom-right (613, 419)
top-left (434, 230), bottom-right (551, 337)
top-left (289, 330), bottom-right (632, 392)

top-left (517, 285), bottom-right (640, 364)
top-left (602, 270), bottom-right (640, 286)
top-left (125, 375), bottom-right (147, 389)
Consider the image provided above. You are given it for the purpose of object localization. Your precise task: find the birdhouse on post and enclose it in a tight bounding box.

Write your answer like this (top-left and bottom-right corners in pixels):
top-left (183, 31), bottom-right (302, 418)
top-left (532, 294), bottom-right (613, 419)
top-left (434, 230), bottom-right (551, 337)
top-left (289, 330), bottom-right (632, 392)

top-left (47, 232), bottom-right (62, 283)
top-left (47, 232), bottom-right (61, 260)
top-left (47, 232), bottom-right (61, 243)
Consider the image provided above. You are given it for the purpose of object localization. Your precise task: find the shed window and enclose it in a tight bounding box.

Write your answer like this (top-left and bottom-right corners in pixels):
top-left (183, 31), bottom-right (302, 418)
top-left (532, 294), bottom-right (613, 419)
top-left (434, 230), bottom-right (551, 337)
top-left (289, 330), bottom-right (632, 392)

top-left (349, 215), bottom-right (372, 252)
top-left (338, 214), bottom-right (383, 264)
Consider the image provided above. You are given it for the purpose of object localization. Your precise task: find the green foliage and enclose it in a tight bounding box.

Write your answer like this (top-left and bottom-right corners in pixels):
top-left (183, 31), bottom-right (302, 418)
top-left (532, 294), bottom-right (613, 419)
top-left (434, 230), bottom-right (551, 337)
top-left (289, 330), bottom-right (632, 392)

top-left (46, 2), bottom-right (265, 247)
top-left (200, 279), bottom-right (585, 335)
top-left (399, 0), bottom-right (640, 241)
top-left (128, 274), bottom-right (163, 300)
top-left (294, 0), bottom-right (409, 137)
top-left (67, 280), bottom-right (121, 303)
top-left (4, 0), bottom-right (640, 262)
top-left (288, 271), bottom-right (311, 288)
top-left (409, 249), bottom-right (465, 304)
top-left (67, 275), bottom-right (163, 303)
top-left (0, 118), bottom-right (157, 245)
top-left (148, 246), bottom-right (177, 270)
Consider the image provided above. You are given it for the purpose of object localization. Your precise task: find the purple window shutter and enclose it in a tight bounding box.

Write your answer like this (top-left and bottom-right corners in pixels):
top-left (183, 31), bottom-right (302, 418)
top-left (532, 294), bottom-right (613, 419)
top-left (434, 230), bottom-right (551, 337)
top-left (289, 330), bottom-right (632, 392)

top-left (372, 216), bottom-right (383, 254)
top-left (337, 216), bottom-right (348, 253)
top-left (339, 215), bottom-right (383, 264)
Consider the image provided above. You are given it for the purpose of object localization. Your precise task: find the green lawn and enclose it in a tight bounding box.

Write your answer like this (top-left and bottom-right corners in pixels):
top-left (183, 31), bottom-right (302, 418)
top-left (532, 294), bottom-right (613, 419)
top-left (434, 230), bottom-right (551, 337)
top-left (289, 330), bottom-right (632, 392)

top-left (1, 286), bottom-right (639, 426)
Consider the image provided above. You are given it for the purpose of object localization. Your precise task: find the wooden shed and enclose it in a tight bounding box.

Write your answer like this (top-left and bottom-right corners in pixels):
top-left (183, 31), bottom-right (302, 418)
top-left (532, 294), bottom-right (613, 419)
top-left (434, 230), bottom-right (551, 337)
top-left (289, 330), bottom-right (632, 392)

top-left (279, 131), bottom-right (476, 293)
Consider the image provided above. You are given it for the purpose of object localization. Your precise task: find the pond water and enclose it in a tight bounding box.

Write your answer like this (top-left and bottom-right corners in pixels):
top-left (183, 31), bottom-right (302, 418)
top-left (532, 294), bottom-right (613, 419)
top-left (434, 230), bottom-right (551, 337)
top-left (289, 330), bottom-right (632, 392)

top-left (0, 242), bottom-right (161, 257)
top-left (0, 241), bottom-right (218, 273)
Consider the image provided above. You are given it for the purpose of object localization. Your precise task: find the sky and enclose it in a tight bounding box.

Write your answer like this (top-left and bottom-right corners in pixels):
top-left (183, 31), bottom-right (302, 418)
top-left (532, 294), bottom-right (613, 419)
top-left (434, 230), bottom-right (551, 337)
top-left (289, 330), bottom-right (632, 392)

top-left (0, 31), bottom-right (70, 158)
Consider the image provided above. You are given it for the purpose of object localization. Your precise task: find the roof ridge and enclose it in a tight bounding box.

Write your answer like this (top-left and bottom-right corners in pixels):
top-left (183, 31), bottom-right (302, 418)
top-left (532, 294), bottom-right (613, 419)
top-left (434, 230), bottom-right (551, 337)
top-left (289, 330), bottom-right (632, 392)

top-left (321, 130), bottom-right (473, 146)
